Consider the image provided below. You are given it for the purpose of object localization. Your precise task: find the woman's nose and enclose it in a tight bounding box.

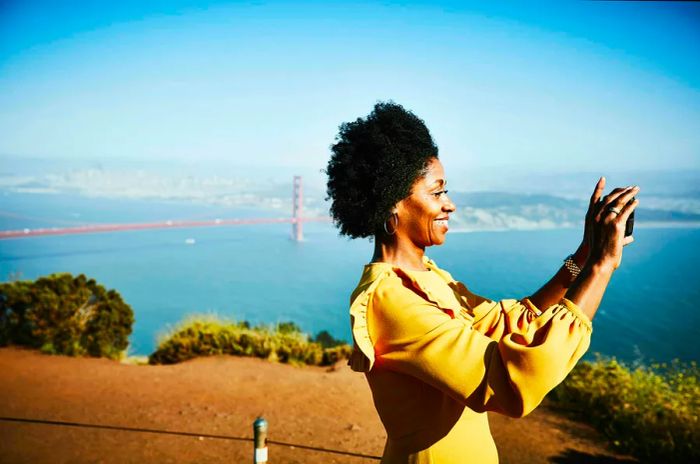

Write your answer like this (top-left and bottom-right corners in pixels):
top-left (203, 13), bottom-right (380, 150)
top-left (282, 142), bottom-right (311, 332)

top-left (443, 195), bottom-right (456, 213)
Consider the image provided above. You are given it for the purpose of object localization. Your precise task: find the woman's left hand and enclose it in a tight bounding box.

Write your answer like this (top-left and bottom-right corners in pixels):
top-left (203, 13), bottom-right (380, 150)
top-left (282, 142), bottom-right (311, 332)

top-left (579, 177), bottom-right (607, 264)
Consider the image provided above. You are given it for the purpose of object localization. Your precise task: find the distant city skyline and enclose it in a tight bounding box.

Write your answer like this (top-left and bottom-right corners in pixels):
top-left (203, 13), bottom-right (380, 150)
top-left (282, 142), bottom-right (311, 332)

top-left (1, 1), bottom-right (699, 182)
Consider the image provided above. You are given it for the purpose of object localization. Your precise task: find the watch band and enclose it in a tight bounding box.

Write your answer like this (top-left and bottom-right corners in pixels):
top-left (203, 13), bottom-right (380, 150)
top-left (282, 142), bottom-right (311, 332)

top-left (563, 254), bottom-right (581, 280)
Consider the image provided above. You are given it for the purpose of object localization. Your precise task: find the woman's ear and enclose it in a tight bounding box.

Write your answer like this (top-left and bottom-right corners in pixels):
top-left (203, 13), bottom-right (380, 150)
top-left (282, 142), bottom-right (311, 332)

top-left (393, 198), bottom-right (405, 216)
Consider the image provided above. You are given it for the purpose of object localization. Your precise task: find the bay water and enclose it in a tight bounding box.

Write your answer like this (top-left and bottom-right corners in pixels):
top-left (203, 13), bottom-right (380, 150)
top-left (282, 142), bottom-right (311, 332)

top-left (1, 191), bottom-right (698, 362)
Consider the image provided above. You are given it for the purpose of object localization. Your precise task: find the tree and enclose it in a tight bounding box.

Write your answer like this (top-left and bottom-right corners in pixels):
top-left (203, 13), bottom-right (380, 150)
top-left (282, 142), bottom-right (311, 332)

top-left (0, 273), bottom-right (134, 359)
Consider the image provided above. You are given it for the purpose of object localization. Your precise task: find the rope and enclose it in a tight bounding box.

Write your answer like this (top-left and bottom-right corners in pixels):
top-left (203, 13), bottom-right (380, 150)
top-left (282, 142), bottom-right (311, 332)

top-left (0, 416), bottom-right (381, 460)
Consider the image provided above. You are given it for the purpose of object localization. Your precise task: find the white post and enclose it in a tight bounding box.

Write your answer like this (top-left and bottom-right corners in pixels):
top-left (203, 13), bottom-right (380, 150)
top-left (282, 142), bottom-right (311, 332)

top-left (253, 417), bottom-right (268, 463)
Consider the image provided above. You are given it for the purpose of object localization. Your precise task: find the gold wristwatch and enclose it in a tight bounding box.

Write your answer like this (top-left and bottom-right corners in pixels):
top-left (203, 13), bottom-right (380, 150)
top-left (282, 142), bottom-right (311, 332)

top-left (563, 254), bottom-right (581, 280)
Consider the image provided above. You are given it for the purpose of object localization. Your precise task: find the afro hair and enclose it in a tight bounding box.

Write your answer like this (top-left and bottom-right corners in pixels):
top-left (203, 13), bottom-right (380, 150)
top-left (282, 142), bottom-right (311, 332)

top-left (325, 101), bottom-right (439, 238)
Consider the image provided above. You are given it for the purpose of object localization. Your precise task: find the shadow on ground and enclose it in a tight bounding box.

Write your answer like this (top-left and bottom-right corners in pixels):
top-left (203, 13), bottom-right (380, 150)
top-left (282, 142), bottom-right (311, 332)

top-left (550, 449), bottom-right (638, 463)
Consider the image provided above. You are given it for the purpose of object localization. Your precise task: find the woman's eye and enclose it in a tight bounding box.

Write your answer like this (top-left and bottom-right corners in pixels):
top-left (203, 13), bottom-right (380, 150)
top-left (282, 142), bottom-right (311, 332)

top-left (433, 190), bottom-right (448, 198)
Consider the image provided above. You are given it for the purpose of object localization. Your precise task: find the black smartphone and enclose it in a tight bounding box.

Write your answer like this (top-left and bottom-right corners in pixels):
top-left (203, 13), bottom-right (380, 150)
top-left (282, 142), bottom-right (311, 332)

top-left (625, 197), bottom-right (635, 237)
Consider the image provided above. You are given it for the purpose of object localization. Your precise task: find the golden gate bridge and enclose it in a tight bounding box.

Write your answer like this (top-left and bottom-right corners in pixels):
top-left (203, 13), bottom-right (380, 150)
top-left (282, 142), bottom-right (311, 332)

top-left (0, 176), bottom-right (328, 242)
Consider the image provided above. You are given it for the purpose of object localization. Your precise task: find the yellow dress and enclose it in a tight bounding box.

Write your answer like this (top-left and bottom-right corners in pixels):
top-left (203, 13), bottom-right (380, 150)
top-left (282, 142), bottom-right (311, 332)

top-left (348, 256), bottom-right (592, 463)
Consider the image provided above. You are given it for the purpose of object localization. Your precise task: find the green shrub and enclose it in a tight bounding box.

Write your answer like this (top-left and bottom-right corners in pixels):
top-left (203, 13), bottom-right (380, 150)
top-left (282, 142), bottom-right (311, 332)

top-left (322, 344), bottom-right (353, 365)
top-left (149, 316), bottom-right (351, 367)
top-left (277, 321), bottom-right (303, 334)
top-left (0, 273), bottom-right (134, 359)
top-left (550, 355), bottom-right (700, 463)
top-left (313, 329), bottom-right (345, 348)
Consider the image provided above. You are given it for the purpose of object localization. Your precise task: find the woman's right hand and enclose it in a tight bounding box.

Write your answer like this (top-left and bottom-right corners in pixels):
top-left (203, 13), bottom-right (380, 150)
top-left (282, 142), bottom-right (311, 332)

top-left (587, 183), bottom-right (640, 272)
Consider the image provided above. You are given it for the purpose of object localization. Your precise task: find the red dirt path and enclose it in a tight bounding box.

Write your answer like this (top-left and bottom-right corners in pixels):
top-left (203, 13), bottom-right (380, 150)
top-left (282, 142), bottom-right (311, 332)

top-left (0, 347), bottom-right (635, 463)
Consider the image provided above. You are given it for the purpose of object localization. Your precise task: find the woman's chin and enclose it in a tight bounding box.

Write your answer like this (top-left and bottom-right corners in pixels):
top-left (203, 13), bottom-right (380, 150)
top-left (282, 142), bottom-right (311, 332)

top-left (429, 234), bottom-right (448, 246)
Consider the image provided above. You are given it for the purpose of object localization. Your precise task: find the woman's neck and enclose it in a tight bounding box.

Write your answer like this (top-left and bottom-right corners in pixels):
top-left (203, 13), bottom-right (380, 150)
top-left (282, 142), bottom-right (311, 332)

top-left (371, 237), bottom-right (427, 271)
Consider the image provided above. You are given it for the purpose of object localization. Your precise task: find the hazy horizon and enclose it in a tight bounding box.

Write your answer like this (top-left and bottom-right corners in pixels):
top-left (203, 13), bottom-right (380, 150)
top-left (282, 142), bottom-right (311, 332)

top-left (2, 153), bottom-right (699, 196)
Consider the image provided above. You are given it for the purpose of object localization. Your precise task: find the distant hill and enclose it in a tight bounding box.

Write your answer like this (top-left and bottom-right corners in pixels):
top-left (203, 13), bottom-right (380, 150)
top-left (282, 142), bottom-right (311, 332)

top-left (447, 191), bottom-right (700, 231)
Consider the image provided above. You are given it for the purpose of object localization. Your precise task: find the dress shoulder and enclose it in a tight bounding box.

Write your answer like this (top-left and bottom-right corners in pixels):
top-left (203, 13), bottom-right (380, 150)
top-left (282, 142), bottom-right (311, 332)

top-left (348, 266), bottom-right (395, 372)
top-left (348, 257), bottom-right (456, 372)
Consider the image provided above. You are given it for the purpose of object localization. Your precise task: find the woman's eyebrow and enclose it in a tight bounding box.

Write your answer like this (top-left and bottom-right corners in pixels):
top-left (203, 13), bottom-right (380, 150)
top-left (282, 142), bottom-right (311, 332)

top-left (429, 179), bottom-right (447, 188)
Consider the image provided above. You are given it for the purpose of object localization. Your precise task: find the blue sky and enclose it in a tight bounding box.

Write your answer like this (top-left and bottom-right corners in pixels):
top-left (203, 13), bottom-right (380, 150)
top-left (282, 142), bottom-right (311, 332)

top-left (1, 0), bottom-right (699, 186)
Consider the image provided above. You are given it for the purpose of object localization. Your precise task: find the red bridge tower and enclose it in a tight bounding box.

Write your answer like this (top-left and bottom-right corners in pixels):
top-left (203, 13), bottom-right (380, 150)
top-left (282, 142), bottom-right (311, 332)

top-left (292, 175), bottom-right (303, 241)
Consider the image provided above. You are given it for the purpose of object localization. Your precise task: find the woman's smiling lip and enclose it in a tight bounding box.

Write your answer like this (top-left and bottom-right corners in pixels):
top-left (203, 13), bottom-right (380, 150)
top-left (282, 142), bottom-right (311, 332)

top-left (433, 217), bottom-right (450, 231)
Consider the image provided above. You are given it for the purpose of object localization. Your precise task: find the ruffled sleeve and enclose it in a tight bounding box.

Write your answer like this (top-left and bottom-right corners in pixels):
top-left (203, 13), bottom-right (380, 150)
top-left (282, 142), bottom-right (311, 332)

top-left (348, 269), bottom-right (392, 372)
top-left (367, 273), bottom-right (592, 418)
top-left (427, 257), bottom-right (591, 341)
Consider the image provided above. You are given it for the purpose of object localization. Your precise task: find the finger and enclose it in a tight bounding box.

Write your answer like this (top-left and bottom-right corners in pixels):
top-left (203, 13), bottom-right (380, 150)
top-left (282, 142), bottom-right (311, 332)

top-left (623, 235), bottom-right (635, 246)
top-left (611, 186), bottom-right (639, 212)
top-left (596, 186), bottom-right (635, 221)
top-left (596, 187), bottom-right (628, 215)
top-left (616, 196), bottom-right (639, 223)
top-left (602, 187), bottom-right (631, 205)
top-left (589, 176), bottom-right (606, 207)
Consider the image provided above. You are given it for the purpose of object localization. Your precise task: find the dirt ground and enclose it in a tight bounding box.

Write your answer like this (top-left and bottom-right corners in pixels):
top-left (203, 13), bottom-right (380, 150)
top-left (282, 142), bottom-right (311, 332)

top-left (0, 347), bottom-right (636, 463)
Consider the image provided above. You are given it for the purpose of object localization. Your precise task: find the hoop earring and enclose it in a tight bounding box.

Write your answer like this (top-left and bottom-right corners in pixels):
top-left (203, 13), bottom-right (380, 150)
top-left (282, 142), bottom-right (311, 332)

top-left (383, 213), bottom-right (398, 236)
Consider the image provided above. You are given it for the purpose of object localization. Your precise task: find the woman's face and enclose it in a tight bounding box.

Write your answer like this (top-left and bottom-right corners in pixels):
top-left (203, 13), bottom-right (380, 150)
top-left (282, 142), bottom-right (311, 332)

top-left (395, 157), bottom-right (456, 247)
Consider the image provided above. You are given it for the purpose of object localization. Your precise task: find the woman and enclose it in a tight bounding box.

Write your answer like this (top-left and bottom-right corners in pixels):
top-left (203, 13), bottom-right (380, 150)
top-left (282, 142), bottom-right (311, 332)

top-left (325, 102), bottom-right (639, 463)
